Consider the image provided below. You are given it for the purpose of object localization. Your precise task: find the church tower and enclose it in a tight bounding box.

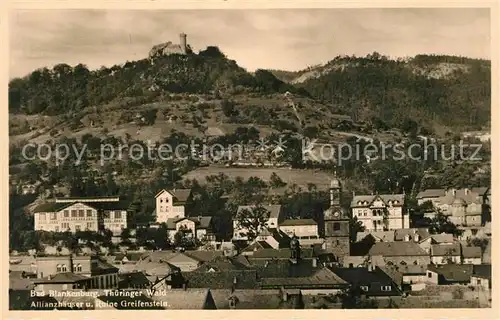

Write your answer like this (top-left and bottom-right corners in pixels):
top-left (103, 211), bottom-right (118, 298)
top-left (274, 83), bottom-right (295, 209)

top-left (323, 171), bottom-right (350, 258)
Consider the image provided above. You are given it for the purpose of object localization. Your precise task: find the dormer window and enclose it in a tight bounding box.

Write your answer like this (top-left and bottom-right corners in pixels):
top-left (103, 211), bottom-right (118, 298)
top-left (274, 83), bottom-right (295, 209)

top-left (56, 264), bottom-right (62, 272)
top-left (61, 264), bottom-right (68, 272)
top-left (360, 286), bottom-right (369, 291)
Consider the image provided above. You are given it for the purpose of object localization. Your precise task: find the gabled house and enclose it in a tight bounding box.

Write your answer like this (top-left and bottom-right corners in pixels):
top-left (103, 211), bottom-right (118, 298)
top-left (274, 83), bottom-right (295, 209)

top-left (351, 194), bottom-right (408, 231)
top-left (418, 232), bottom-right (454, 254)
top-left (426, 264), bottom-right (474, 285)
top-left (394, 228), bottom-right (430, 243)
top-left (470, 264), bottom-right (491, 290)
top-left (164, 216), bottom-right (214, 242)
top-left (355, 230), bottom-right (395, 243)
top-left (462, 246), bottom-right (482, 264)
top-left (331, 266), bottom-right (402, 297)
top-left (368, 241), bottom-right (430, 267)
top-left (154, 189), bottom-right (192, 223)
top-left (416, 189), bottom-right (446, 206)
top-left (430, 243), bottom-right (461, 264)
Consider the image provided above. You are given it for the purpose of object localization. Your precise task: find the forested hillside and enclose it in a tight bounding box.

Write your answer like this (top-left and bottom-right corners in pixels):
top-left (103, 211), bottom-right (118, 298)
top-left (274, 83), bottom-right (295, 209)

top-left (274, 53), bottom-right (491, 132)
top-left (8, 47), bottom-right (306, 116)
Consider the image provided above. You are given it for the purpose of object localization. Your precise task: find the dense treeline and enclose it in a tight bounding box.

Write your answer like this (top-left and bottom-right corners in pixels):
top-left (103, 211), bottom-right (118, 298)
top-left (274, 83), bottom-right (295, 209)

top-left (297, 52), bottom-right (491, 129)
top-left (8, 47), bottom-right (306, 115)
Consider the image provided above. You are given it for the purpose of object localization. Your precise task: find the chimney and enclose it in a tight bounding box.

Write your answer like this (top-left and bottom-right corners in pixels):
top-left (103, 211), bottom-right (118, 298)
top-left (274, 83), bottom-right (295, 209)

top-left (48, 275), bottom-right (52, 280)
top-left (312, 258), bottom-right (317, 268)
top-left (183, 282), bottom-right (187, 291)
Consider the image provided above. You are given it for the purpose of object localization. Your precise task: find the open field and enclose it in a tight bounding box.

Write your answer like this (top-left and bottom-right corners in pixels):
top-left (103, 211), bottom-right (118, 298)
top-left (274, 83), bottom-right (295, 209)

top-left (183, 166), bottom-right (333, 189)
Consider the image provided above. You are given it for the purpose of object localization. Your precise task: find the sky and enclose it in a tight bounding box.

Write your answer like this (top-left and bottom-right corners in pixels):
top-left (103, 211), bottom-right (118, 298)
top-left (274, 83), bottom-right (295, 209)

top-left (9, 8), bottom-right (491, 78)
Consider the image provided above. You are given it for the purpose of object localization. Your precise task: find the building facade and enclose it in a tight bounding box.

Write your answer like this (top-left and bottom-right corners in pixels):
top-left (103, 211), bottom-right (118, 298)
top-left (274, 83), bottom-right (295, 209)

top-left (33, 196), bottom-right (128, 234)
top-left (351, 194), bottom-right (408, 231)
top-left (279, 219), bottom-right (318, 238)
top-left (154, 189), bottom-right (191, 223)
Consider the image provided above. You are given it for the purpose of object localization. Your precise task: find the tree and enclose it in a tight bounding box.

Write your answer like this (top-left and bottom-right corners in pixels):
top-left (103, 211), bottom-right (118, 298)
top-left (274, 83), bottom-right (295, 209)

top-left (349, 216), bottom-right (365, 243)
top-left (234, 205), bottom-right (270, 242)
top-left (173, 226), bottom-right (192, 248)
top-left (221, 99), bottom-right (238, 117)
top-left (428, 210), bottom-right (461, 237)
top-left (269, 172), bottom-right (286, 188)
top-left (336, 286), bottom-right (378, 309)
top-left (468, 237), bottom-right (489, 254)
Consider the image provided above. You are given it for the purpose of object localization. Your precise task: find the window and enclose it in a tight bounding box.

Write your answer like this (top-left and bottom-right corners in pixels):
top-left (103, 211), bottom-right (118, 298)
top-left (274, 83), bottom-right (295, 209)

top-left (114, 211), bottom-right (121, 219)
top-left (39, 213), bottom-right (46, 220)
top-left (55, 226), bottom-right (59, 232)
top-left (413, 261), bottom-right (418, 265)
top-left (75, 264), bottom-right (82, 272)
top-left (477, 279), bottom-right (481, 285)
top-left (87, 222), bottom-right (93, 229)
top-left (56, 264), bottom-right (62, 272)
top-left (333, 223), bottom-right (340, 231)
top-left (336, 240), bottom-right (340, 245)
top-left (160, 206), bottom-right (163, 212)
top-left (427, 272), bottom-right (432, 278)
top-left (61, 264), bottom-right (67, 272)
top-left (381, 285), bottom-right (391, 291)
top-left (400, 261), bottom-right (407, 265)
top-left (160, 199), bottom-right (163, 203)
top-left (86, 210), bottom-right (92, 217)
top-left (360, 286), bottom-right (369, 291)
top-left (78, 210), bottom-right (84, 217)
top-left (363, 210), bottom-right (367, 216)
top-left (71, 210), bottom-right (77, 217)
top-left (51, 213), bottom-right (57, 220)
top-left (75, 225), bottom-right (81, 232)
top-left (64, 210), bottom-right (69, 218)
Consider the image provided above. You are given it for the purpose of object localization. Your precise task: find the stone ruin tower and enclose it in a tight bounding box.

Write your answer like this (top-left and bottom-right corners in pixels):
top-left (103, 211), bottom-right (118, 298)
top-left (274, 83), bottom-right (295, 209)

top-left (179, 33), bottom-right (187, 54)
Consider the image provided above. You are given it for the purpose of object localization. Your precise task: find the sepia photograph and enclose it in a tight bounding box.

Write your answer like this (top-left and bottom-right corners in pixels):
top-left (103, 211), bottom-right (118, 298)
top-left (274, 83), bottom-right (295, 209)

top-left (7, 7), bottom-right (493, 311)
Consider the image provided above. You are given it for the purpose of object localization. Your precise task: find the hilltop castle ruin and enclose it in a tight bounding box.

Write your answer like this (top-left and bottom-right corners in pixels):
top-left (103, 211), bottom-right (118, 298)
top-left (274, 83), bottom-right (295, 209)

top-left (149, 33), bottom-right (190, 59)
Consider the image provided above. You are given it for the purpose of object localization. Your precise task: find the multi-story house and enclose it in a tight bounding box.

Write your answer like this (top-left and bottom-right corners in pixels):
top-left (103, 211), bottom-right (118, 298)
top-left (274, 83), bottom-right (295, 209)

top-left (154, 189), bottom-right (192, 223)
top-left (163, 216), bottom-right (215, 242)
top-left (418, 187), bottom-right (490, 226)
top-left (33, 196), bottom-right (129, 234)
top-left (351, 194), bottom-right (409, 231)
top-left (32, 254), bottom-right (119, 292)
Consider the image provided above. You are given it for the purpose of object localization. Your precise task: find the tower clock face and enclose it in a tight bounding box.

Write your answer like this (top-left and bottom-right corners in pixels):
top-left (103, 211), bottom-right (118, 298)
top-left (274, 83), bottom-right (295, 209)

top-left (334, 211), bottom-right (340, 217)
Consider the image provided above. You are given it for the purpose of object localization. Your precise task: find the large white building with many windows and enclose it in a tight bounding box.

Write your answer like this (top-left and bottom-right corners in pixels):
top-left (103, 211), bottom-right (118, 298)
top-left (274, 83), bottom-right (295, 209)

top-left (351, 194), bottom-right (409, 231)
top-left (33, 196), bottom-right (129, 235)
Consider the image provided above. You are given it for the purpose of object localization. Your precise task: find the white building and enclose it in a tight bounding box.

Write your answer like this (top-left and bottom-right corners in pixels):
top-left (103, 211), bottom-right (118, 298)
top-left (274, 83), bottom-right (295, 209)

top-left (278, 218), bottom-right (319, 238)
top-left (33, 196), bottom-right (128, 234)
top-left (154, 189), bottom-right (192, 223)
top-left (351, 194), bottom-right (408, 231)
top-left (163, 216), bottom-right (214, 242)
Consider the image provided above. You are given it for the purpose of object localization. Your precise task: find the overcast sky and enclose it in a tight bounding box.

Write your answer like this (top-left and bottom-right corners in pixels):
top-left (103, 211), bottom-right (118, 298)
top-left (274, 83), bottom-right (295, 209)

top-left (9, 8), bottom-right (491, 78)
